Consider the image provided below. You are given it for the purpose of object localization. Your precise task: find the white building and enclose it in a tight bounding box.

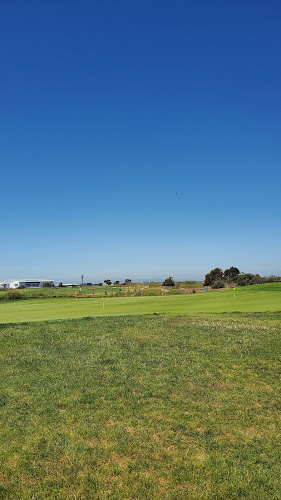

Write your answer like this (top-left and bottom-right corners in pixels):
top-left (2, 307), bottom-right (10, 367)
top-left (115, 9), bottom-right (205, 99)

top-left (0, 279), bottom-right (54, 289)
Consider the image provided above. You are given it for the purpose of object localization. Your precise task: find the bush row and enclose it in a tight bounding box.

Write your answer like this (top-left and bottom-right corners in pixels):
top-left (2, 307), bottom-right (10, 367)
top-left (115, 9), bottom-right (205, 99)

top-left (236, 274), bottom-right (280, 286)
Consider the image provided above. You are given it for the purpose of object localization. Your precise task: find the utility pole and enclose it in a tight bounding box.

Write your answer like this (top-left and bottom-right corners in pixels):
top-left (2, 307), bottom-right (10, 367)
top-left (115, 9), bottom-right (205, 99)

top-left (81, 274), bottom-right (84, 286)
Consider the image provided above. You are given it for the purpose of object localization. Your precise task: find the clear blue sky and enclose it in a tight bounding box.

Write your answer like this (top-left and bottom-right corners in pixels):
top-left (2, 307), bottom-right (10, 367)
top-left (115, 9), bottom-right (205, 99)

top-left (1, 0), bottom-right (281, 282)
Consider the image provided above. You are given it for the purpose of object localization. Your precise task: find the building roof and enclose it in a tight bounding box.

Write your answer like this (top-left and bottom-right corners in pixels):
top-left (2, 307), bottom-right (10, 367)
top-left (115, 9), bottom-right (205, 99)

top-left (0, 278), bottom-right (53, 283)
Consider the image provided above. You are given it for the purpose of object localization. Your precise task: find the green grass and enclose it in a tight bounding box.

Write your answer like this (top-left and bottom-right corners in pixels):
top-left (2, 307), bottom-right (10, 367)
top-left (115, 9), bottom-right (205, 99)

top-left (0, 285), bottom-right (122, 299)
top-left (1, 284), bottom-right (280, 497)
top-left (0, 314), bottom-right (280, 499)
top-left (0, 283), bottom-right (281, 324)
top-left (0, 283), bottom-right (201, 300)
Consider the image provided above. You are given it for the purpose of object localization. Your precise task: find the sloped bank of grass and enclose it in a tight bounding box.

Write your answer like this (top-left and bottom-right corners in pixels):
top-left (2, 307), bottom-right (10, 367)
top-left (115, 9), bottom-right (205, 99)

top-left (0, 314), bottom-right (280, 499)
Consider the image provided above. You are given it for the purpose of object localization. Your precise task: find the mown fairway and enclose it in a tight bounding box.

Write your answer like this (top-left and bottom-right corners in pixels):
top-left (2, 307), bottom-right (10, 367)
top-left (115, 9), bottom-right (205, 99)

top-left (0, 314), bottom-right (280, 499)
top-left (1, 283), bottom-right (281, 324)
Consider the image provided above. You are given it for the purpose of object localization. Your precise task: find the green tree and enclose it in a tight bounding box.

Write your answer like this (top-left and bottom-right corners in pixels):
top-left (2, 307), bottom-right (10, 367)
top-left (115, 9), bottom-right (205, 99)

top-left (162, 277), bottom-right (175, 287)
top-left (204, 273), bottom-right (212, 286)
top-left (204, 268), bottom-right (223, 286)
top-left (224, 267), bottom-right (240, 282)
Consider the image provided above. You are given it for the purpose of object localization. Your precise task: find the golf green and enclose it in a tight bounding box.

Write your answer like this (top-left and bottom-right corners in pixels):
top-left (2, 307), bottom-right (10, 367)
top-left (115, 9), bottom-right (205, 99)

top-left (1, 287), bottom-right (281, 323)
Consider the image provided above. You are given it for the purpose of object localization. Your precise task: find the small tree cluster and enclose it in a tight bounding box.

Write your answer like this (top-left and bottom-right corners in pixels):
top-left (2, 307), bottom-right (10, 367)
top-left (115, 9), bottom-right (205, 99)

top-left (204, 267), bottom-right (280, 287)
top-left (162, 277), bottom-right (175, 287)
top-left (204, 267), bottom-right (240, 287)
top-left (236, 274), bottom-right (279, 286)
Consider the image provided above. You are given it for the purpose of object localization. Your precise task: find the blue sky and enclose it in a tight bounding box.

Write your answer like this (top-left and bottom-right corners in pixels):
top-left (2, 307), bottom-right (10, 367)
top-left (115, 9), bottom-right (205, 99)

top-left (1, 0), bottom-right (281, 282)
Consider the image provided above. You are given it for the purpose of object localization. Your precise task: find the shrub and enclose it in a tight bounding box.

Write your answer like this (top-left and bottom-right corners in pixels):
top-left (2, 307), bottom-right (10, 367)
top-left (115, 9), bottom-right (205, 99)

top-left (6, 291), bottom-right (22, 300)
top-left (237, 274), bottom-right (255, 286)
top-left (250, 275), bottom-right (263, 285)
top-left (211, 280), bottom-right (225, 289)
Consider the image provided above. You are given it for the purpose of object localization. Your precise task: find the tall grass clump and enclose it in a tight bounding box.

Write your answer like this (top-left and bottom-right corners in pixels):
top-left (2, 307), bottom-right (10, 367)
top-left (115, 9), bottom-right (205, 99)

top-left (0, 291), bottom-right (22, 301)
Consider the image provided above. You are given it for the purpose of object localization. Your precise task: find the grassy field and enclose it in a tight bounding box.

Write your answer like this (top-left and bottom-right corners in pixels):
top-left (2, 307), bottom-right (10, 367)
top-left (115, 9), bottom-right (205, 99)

top-left (0, 283), bottom-right (202, 300)
top-left (0, 313), bottom-right (280, 499)
top-left (1, 284), bottom-right (280, 498)
top-left (0, 285), bottom-right (123, 299)
top-left (0, 283), bottom-right (281, 324)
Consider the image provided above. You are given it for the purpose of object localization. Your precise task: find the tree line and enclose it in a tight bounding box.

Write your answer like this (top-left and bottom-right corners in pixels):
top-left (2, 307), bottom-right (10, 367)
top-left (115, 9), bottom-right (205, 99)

top-left (204, 267), bottom-right (280, 288)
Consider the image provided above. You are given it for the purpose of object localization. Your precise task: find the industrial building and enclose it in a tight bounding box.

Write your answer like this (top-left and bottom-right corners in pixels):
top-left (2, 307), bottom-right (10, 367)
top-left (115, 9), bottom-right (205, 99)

top-left (0, 279), bottom-right (54, 289)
